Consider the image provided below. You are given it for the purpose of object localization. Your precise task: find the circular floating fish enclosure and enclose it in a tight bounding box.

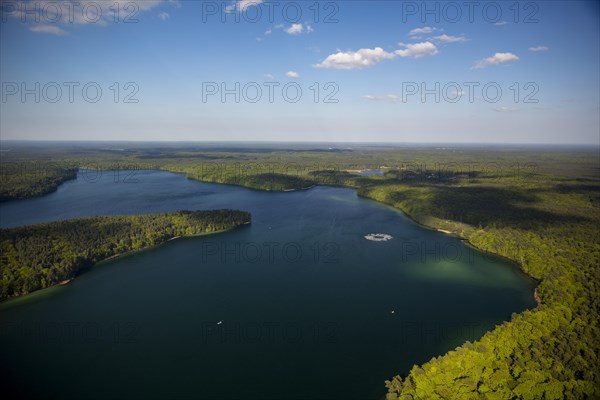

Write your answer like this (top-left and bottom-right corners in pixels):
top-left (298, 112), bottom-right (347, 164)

top-left (364, 233), bottom-right (393, 241)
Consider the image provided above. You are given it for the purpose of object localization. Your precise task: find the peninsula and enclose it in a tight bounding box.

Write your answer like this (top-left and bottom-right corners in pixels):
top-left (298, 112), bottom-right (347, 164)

top-left (0, 209), bottom-right (251, 301)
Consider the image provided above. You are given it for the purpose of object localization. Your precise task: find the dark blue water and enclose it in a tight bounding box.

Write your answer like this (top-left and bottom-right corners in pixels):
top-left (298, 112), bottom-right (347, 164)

top-left (0, 170), bottom-right (536, 400)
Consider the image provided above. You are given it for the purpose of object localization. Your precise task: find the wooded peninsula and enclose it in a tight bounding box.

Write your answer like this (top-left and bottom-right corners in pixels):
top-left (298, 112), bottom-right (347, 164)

top-left (0, 209), bottom-right (251, 301)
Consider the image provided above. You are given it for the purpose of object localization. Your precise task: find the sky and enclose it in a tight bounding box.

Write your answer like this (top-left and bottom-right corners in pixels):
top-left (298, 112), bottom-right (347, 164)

top-left (0, 0), bottom-right (599, 144)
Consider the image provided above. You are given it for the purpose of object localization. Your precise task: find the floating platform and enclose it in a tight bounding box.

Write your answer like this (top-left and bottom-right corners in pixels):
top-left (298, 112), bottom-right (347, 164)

top-left (364, 233), bottom-right (393, 242)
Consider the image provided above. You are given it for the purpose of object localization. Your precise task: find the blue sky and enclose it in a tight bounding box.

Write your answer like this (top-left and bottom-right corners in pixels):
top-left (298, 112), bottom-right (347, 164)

top-left (1, 0), bottom-right (598, 144)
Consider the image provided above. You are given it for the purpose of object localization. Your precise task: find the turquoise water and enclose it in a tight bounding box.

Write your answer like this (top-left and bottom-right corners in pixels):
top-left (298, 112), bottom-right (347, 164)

top-left (0, 170), bottom-right (536, 399)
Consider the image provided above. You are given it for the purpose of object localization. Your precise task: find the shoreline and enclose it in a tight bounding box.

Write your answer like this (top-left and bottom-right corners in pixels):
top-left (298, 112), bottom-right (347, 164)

top-left (2, 169), bottom-right (540, 307)
top-left (95, 223), bottom-right (249, 266)
top-left (1, 222), bottom-right (250, 305)
top-left (0, 168), bottom-right (547, 398)
top-left (283, 185), bottom-right (315, 192)
top-left (355, 191), bottom-right (541, 305)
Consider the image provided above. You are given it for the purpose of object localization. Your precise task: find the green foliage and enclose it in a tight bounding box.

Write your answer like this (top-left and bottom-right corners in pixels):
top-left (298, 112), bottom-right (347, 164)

top-left (0, 143), bottom-right (598, 398)
top-left (0, 162), bottom-right (77, 201)
top-left (359, 179), bottom-right (600, 399)
top-left (0, 210), bottom-right (250, 301)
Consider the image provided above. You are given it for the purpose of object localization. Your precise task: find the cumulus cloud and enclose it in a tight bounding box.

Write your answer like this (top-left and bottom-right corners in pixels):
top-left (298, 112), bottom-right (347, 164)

top-left (284, 23), bottom-right (312, 35)
top-left (30, 24), bottom-right (67, 36)
top-left (286, 71), bottom-right (300, 79)
top-left (494, 21), bottom-right (508, 26)
top-left (473, 52), bottom-right (519, 69)
top-left (314, 47), bottom-right (395, 70)
top-left (158, 12), bottom-right (169, 20)
top-left (433, 34), bottom-right (467, 43)
top-left (286, 23), bottom-right (303, 34)
top-left (315, 41), bottom-right (440, 70)
top-left (529, 46), bottom-right (549, 52)
top-left (408, 27), bottom-right (440, 35)
top-left (395, 42), bottom-right (438, 58)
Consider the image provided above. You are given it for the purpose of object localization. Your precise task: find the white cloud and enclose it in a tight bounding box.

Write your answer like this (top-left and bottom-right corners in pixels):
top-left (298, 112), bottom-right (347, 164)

top-left (495, 107), bottom-right (517, 112)
top-left (529, 46), bottom-right (549, 52)
top-left (158, 12), bottom-right (169, 20)
top-left (473, 52), bottom-right (519, 69)
top-left (408, 27), bottom-right (440, 35)
top-left (226, 0), bottom-right (263, 13)
top-left (284, 23), bottom-right (312, 35)
top-left (395, 42), bottom-right (438, 58)
top-left (263, 23), bottom-right (312, 36)
top-left (363, 94), bottom-right (399, 102)
top-left (433, 34), bottom-right (467, 43)
top-left (29, 24), bottom-right (67, 36)
top-left (314, 47), bottom-right (396, 69)
top-left (257, 23), bottom-right (311, 41)
top-left (494, 21), bottom-right (508, 26)
top-left (7, 0), bottom-right (168, 32)
top-left (286, 23), bottom-right (304, 35)
top-left (315, 42), bottom-right (439, 70)
top-left (286, 71), bottom-right (300, 79)
top-left (264, 73), bottom-right (275, 79)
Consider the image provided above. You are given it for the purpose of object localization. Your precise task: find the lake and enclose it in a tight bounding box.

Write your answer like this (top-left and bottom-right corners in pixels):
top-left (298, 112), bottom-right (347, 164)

top-left (0, 170), bottom-right (536, 399)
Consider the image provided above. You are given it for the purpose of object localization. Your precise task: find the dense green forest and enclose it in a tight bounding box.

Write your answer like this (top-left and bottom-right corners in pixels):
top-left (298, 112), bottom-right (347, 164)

top-left (361, 183), bottom-right (599, 399)
top-left (0, 142), bottom-right (598, 398)
top-left (0, 210), bottom-right (250, 301)
top-left (170, 167), bottom-right (315, 191)
top-left (0, 161), bottom-right (77, 201)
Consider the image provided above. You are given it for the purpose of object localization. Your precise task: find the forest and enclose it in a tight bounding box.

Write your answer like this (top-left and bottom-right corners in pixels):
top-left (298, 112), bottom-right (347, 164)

top-left (0, 209), bottom-right (251, 301)
top-left (362, 183), bottom-right (599, 399)
top-left (0, 142), bottom-right (598, 399)
top-left (0, 161), bottom-right (77, 201)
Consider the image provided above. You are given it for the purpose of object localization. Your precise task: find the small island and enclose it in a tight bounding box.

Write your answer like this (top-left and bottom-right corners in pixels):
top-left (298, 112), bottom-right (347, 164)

top-left (364, 233), bottom-right (393, 242)
top-left (0, 209), bottom-right (251, 301)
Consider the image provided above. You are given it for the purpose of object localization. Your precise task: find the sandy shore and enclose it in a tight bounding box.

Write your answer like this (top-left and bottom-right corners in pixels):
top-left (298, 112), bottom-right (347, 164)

top-left (283, 185), bottom-right (315, 192)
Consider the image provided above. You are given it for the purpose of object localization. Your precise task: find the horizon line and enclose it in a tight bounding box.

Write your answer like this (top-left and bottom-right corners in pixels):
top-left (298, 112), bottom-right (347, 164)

top-left (0, 139), bottom-right (598, 147)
